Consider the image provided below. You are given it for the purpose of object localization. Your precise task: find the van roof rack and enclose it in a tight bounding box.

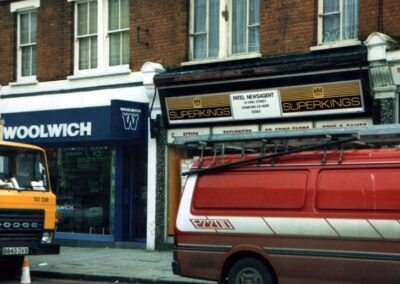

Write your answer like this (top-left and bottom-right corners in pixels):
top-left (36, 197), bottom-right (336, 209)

top-left (175, 125), bottom-right (400, 175)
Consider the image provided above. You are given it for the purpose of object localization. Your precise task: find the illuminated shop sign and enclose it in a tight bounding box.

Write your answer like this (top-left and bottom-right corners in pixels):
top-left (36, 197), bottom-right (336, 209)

top-left (230, 90), bottom-right (281, 119)
top-left (166, 94), bottom-right (232, 123)
top-left (2, 100), bottom-right (148, 143)
top-left (280, 81), bottom-right (363, 115)
top-left (165, 81), bottom-right (364, 125)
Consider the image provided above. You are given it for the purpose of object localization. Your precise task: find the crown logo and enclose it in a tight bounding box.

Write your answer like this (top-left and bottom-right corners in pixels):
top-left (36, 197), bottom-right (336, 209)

top-left (313, 87), bottom-right (324, 98)
top-left (193, 97), bottom-right (202, 108)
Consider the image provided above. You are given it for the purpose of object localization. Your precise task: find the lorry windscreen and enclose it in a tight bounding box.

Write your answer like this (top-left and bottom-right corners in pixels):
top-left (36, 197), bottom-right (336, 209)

top-left (0, 146), bottom-right (49, 191)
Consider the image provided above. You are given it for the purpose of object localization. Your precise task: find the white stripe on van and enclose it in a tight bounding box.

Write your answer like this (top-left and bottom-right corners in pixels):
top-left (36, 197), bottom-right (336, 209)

top-left (214, 217), bottom-right (274, 235)
top-left (368, 220), bottom-right (400, 239)
top-left (327, 218), bottom-right (381, 238)
top-left (264, 217), bottom-right (337, 237)
top-left (176, 175), bottom-right (400, 240)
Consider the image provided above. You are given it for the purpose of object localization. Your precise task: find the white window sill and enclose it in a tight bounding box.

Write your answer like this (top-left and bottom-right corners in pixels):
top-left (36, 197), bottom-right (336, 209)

top-left (310, 40), bottom-right (361, 51)
top-left (9, 79), bottom-right (38, 87)
top-left (182, 53), bottom-right (262, 66)
top-left (68, 68), bottom-right (131, 81)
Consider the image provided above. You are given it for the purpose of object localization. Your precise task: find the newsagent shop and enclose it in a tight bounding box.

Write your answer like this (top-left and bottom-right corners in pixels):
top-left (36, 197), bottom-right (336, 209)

top-left (154, 45), bottom-right (382, 239)
top-left (1, 88), bottom-right (150, 244)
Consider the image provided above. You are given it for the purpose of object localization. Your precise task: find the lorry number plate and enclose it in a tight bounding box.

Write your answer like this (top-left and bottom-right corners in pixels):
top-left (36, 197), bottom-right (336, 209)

top-left (2, 247), bottom-right (29, 255)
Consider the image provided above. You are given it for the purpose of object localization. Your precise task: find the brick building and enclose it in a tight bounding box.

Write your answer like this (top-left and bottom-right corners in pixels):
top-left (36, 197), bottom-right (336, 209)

top-left (153, 0), bottom-right (400, 249)
top-left (0, 0), bottom-right (400, 250)
top-left (0, 0), bottom-right (172, 250)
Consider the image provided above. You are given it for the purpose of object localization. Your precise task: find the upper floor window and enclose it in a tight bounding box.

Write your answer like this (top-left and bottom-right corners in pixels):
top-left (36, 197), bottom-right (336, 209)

top-left (108, 0), bottom-right (129, 66)
top-left (77, 0), bottom-right (98, 70)
top-left (11, 0), bottom-right (39, 83)
top-left (232, 0), bottom-right (260, 54)
top-left (73, 0), bottom-right (130, 75)
top-left (189, 0), bottom-right (260, 61)
top-left (319, 0), bottom-right (358, 44)
top-left (18, 10), bottom-right (37, 79)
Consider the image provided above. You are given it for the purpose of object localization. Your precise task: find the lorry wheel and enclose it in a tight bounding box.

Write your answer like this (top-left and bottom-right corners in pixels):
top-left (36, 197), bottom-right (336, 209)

top-left (3, 256), bottom-right (24, 278)
top-left (228, 257), bottom-right (273, 284)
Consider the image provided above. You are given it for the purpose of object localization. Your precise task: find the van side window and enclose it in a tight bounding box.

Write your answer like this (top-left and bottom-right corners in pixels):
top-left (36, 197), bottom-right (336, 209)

top-left (193, 171), bottom-right (308, 210)
top-left (317, 169), bottom-right (400, 210)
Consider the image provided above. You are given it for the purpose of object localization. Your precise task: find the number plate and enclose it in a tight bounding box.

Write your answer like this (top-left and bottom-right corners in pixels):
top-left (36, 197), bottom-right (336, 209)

top-left (2, 247), bottom-right (29, 255)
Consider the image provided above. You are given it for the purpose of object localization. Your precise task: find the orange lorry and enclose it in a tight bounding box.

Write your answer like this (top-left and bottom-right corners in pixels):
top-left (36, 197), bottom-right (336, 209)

top-left (0, 141), bottom-right (59, 277)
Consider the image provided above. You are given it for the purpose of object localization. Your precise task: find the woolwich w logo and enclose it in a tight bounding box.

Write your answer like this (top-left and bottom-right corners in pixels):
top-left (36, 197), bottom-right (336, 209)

top-left (121, 112), bottom-right (140, 131)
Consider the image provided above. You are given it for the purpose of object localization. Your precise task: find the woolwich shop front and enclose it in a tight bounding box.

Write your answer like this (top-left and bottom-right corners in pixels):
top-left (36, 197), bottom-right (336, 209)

top-left (1, 99), bottom-right (149, 243)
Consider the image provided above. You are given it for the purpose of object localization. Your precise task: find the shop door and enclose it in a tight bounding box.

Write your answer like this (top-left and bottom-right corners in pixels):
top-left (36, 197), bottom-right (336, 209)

top-left (123, 147), bottom-right (147, 241)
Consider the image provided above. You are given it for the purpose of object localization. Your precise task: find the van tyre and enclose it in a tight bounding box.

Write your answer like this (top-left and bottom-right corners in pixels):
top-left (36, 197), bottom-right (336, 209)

top-left (228, 257), bottom-right (273, 284)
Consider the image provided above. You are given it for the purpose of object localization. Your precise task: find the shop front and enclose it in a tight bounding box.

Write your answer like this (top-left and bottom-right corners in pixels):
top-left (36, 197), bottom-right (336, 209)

top-left (1, 99), bottom-right (149, 243)
top-left (154, 45), bottom-right (375, 239)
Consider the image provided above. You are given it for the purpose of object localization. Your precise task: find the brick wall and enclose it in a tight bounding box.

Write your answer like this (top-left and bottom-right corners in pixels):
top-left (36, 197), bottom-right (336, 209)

top-left (261, 0), bottom-right (316, 56)
top-left (381, 0), bottom-right (400, 37)
top-left (36, 0), bottom-right (73, 82)
top-left (0, 2), bottom-right (15, 86)
top-left (0, 0), bottom-right (399, 86)
top-left (130, 0), bottom-right (188, 70)
top-left (358, 0), bottom-right (380, 40)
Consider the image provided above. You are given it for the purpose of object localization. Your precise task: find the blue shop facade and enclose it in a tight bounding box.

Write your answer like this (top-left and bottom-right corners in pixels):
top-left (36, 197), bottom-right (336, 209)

top-left (1, 86), bottom-right (151, 244)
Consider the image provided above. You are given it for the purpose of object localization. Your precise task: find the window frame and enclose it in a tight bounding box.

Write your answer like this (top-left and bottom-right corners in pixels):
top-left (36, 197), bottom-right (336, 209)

top-left (73, 0), bottom-right (101, 75)
top-left (76, 0), bottom-right (99, 72)
top-left (316, 0), bottom-right (359, 47)
top-left (188, 0), bottom-right (260, 62)
top-left (106, 0), bottom-right (130, 68)
top-left (17, 9), bottom-right (37, 81)
top-left (72, 0), bottom-right (130, 76)
top-left (229, 0), bottom-right (260, 56)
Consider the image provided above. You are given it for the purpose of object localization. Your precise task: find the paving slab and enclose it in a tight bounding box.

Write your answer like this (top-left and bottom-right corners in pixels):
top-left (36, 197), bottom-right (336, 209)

top-left (28, 246), bottom-right (215, 284)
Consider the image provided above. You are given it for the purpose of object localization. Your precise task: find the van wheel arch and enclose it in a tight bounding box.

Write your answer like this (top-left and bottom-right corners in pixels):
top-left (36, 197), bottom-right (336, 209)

top-left (220, 251), bottom-right (277, 284)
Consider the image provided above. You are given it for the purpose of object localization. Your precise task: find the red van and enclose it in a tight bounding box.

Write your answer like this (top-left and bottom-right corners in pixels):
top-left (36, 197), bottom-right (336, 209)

top-left (172, 148), bottom-right (400, 283)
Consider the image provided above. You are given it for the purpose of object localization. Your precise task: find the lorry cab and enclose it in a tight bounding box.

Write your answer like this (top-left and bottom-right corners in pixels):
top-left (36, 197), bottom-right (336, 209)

top-left (0, 140), bottom-right (59, 277)
top-left (172, 133), bottom-right (400, 284)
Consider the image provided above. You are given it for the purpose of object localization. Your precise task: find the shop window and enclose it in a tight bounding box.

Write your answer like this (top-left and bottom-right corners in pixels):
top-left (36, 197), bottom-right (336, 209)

top-left (47, 147), bottom-right (115, 235)
top-left (318, 0), bottom-right (358, 44)
top-left (168, 147), bottom-right (199, 235)
top-left (72, 0), bottom-right (130, 75)
top-left (189, 0), bottom-right (260, 61)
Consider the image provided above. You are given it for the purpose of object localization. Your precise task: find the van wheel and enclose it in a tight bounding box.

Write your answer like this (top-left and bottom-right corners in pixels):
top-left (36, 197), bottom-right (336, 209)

top-left (228, 257), bottom-right (273, 284)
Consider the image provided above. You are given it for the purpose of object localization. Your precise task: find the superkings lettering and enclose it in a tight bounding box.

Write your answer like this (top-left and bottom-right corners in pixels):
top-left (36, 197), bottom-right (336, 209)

top-left (169, 107), bottom-right (231, 120)
top-left (3, 122), bottom-right (92, 140)
top-left (282, 96), bottom-right (361, 113)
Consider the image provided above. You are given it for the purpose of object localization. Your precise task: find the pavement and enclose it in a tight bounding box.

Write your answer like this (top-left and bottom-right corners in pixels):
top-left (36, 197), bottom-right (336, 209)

top-left (29, 246), bottom-right (215, 284)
